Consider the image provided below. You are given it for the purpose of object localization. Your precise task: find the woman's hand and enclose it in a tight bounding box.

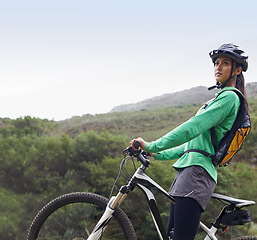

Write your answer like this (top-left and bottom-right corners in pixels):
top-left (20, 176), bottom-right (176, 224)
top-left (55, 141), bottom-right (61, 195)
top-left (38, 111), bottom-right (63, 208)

top-left (130, 137), bottom-right (146, 150)
top-left (131, 136), bottom-right (148, 150)
top-left (130, 137), bottom-right (154, 158)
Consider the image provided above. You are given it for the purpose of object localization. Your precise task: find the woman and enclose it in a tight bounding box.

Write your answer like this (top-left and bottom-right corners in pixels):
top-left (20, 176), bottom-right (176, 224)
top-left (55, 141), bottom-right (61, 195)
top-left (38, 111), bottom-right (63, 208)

top-left (130, 43), bottom-right (249, 240)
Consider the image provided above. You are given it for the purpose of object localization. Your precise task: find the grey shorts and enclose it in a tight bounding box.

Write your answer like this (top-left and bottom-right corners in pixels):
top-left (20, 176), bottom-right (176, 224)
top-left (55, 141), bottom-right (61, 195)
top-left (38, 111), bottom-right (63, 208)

top-left (168, 165), bottom-right (216, 210)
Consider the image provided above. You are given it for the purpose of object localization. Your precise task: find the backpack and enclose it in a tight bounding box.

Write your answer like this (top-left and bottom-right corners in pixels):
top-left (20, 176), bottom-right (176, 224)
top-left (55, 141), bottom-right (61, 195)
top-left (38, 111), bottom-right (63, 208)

top-left (180, 89), bottom-right (251, 167)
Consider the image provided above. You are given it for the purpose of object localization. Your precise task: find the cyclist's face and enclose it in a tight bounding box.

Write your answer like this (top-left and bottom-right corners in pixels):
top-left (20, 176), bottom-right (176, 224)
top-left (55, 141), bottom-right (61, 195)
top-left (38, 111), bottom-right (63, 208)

top-left (214, 56), bottom-right (242, 86)
top-left (214, 57), bottom-right (233, 84)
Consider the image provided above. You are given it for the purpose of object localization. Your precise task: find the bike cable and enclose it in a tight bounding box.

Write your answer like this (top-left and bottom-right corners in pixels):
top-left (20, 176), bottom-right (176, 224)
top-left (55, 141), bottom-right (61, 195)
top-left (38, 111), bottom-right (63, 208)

top-left (109, 154), bottom-right (136, 199)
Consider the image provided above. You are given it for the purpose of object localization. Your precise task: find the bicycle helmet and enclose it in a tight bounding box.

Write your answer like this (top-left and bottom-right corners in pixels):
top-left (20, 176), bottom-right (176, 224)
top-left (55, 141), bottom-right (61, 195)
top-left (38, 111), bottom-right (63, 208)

top-left (209, 43), bottom-right (248, 72)
top-left (208, 43), bottom-right (248, 90)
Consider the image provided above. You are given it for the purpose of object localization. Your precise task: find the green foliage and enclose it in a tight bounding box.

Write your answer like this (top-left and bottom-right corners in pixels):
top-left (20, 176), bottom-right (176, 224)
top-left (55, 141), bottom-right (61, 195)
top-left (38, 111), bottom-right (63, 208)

top-left (86, 156), bottom-right (123, 195)
top-left (0, 98), bottom-right (257, 239)
top-left (0, 188), bottom-right (28, 240)
top-left (0, 116), bottom-right (57, 137)
top-left (72, 130), bottom-right (126, 163)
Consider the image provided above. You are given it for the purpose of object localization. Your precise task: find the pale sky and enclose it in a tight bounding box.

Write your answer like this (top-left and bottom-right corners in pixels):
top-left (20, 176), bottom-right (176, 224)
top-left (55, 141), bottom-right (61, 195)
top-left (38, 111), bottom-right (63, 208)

top-left (1, 0), bottom-right (257, 120)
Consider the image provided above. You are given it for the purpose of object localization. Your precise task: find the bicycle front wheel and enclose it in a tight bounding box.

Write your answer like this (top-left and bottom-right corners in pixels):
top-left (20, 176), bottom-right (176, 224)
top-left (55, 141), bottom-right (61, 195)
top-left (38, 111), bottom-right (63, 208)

top-left (27, 192), bottom-right (137, 240)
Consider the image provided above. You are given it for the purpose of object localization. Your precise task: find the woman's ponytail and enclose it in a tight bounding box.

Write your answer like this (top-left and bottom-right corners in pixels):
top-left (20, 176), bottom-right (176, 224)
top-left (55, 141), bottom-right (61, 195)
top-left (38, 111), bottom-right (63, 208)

top-left (235, 73), bottom-right (246, 96)
top-left (236, 71), bottom-right (250, 115)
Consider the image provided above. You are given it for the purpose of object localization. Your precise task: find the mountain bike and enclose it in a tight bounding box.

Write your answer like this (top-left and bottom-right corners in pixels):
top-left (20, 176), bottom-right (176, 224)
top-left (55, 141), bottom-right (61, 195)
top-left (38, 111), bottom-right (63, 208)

top-left (27, 141), bottom-right (256, 240)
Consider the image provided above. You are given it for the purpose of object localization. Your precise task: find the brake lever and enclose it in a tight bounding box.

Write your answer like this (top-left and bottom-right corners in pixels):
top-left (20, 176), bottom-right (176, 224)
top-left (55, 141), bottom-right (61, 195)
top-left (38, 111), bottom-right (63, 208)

top-left (123, 145), bottom-right (140, 156)
top-left (123, 146), bottom-right (131, 154)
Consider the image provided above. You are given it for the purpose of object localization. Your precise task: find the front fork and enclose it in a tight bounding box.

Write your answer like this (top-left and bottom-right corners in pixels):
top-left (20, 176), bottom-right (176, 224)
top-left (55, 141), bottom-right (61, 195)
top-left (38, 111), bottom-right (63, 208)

top-left (87, 185), bottom-right (130, 240)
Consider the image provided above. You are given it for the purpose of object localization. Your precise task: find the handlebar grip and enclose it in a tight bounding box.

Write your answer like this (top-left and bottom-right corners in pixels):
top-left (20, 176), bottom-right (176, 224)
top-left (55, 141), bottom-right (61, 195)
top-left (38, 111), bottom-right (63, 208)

top-left (133, 140), bottom-right (141, 149)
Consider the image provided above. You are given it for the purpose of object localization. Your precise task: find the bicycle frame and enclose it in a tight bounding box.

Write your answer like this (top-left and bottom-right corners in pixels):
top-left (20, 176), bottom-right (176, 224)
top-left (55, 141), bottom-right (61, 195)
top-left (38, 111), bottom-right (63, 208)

top-left (27, 142), bottom-right (255, 240)
top-left (87, 163), bottom-right (222, 240)
top-left (86, 144), bottom-right (255, 240)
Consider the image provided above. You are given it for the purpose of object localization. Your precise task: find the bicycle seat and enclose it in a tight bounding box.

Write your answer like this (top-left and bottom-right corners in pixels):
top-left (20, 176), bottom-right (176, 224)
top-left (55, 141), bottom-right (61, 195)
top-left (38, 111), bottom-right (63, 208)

top-left (211, 193), bottom-right (255, 207)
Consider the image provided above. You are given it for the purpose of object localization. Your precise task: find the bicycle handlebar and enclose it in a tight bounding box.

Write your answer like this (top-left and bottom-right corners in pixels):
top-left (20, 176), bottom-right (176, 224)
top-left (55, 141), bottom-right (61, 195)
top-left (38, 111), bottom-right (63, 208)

top-left (133, 140), bottom-right (141, 149)
top-left (123, 141), bottom-right (150, 168)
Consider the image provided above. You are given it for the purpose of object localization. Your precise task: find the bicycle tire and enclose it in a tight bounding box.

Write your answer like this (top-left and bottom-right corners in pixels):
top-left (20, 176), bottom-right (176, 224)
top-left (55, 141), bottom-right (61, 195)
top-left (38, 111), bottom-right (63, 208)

top-left (27, 192), bottom-right (137, 240)
top-left (231, 237), bottom-right (257, 240)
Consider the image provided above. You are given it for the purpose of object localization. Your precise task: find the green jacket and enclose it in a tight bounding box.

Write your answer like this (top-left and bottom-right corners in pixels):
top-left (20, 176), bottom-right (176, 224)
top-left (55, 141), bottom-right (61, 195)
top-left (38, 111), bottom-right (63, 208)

top-left (145, 87), bottom-right (241, 183)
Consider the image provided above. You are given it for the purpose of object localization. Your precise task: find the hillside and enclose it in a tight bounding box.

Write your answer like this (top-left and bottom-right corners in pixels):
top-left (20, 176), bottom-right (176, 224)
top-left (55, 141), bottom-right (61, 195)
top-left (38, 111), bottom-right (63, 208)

top-left (0, 84), bottom-right (257, 239)
top-left (111, 82), bottom-right (257, 112)
top-left (59, 82), bottom-right (257, 144)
